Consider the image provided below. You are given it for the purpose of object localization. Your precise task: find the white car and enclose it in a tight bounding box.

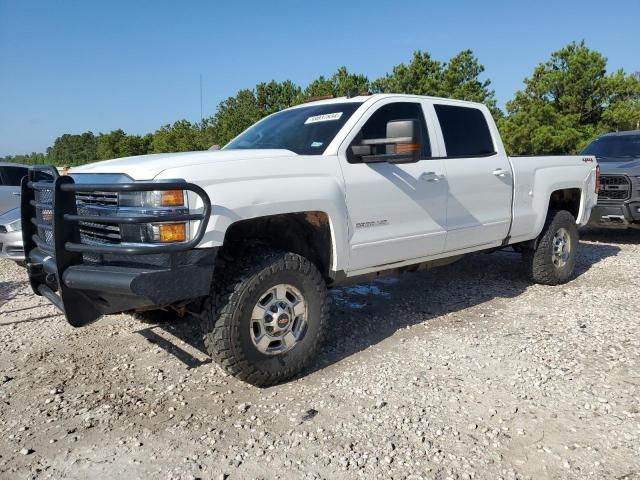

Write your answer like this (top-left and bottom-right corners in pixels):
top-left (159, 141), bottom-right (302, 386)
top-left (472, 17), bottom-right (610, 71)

top-left (20, 94), bottom-right (598, 386)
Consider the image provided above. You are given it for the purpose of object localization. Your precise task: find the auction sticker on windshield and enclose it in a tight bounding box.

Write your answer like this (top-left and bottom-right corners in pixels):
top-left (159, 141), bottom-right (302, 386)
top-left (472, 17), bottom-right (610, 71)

top-left (304, 112), bottom-right (343, 124)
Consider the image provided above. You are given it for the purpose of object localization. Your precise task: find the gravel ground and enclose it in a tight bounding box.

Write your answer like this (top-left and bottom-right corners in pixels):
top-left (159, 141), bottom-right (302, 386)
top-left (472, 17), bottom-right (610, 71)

top-left (0, 228), bottom-right (639, 480)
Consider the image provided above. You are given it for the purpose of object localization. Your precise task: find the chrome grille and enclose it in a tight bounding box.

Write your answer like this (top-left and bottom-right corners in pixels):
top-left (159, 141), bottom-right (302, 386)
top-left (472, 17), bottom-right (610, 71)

top-left (75, 191), bottom-right (121, 245)
top-left (78, 222), bottom-right (122, 245)
top-left (598, 175), bottom-right (631, 204)
top-left (75, 191), bottom-right (118, 206)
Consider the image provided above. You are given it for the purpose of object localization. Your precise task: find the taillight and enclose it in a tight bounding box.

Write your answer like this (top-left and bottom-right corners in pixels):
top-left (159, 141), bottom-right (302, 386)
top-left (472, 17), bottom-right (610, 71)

top-left (595, 164), bottom-right (601, 193)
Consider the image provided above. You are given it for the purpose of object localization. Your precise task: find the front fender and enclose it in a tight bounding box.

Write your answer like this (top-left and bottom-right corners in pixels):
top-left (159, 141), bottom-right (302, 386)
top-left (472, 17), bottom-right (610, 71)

top-left (156, 161), bottom-right (350, 272)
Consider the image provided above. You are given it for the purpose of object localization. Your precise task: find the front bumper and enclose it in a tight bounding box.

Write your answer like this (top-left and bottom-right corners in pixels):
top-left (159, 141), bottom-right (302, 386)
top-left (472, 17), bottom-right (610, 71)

top-left (0, 228), bottom-right (25, 261)
top-left (21, 166), bottom-right (213, 327)
top-left (588, 201), bottom-right (640, 228)
top-left (27, 247), bottom-right (216, 321)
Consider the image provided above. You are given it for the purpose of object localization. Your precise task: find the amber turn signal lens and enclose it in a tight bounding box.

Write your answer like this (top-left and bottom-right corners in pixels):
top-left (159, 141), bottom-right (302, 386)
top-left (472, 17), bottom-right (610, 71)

top-left (395, 143), bottom-right (420, 154)
top-left (161, 190), bottom-right (184, 206)
top-left (159, 223), bottom-right (186, 242)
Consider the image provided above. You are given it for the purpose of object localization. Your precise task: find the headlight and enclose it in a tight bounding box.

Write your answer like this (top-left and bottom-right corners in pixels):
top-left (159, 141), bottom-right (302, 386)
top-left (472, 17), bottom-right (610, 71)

top-left (118, 190), bottom-right (185, 208)
top-left (116, 189), bottom-right (190, 244)
top-left (120, 222), bottom-right (188, 243)
top-left (5, 218), bottom-right (22, 233)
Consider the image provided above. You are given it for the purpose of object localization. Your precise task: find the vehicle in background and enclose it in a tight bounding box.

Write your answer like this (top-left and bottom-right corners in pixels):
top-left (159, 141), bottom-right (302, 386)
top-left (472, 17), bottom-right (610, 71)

top-left (0, 163), bottom-right (28, 215)
top-left (583, 130), bottom-right (640, 228)
top-left (0, 207), bottom-right (24, 262)
top-left (20, 94), bottom-right (598, 386)
top-left (0, 163), bottom-right (28, 262)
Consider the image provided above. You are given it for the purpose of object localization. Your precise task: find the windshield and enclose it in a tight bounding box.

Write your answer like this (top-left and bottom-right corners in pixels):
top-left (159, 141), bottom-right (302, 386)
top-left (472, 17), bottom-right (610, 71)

top-left (582, 134), bottom-right (640, 161)
top-left (225, 102), bottom-right (363, 155)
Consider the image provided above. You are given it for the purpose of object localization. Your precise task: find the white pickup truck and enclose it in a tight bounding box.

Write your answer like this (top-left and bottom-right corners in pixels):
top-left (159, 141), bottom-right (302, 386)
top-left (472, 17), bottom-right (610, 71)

top-left (21, 94), bottom-right (598, 386)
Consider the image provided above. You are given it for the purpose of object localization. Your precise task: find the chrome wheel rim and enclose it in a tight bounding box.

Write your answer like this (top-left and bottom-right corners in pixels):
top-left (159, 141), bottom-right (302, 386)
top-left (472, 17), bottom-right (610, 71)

top-left (250, 284), bottom-right (308, 355)
top-left (552, 227), bottom-right (571, 268)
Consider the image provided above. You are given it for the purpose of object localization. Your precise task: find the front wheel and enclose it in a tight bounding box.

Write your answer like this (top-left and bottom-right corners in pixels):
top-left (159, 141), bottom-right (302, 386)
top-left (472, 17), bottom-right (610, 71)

top-left (524, 209), bottom-right (578, 285)
top-left (200, 249), bottom-right (329, 387)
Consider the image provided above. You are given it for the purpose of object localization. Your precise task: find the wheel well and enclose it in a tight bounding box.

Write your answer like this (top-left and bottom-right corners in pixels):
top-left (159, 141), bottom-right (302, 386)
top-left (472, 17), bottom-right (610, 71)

top-left (221, 212), bottom-right (333, 279)
top-left (548, 188), bottom-right (581, 219)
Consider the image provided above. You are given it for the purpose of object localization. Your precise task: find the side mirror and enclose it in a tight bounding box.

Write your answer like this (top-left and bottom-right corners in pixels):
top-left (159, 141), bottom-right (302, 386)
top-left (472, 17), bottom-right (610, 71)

top-left (351, 119), bottom-right (420, 164)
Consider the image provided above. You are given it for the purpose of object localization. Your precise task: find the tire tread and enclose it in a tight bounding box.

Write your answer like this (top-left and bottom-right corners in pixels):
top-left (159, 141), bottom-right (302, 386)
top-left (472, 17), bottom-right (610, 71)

top-left (525, 209), bottom-right (578, 285)
top-left (200, 248), bottom-right (328, 387)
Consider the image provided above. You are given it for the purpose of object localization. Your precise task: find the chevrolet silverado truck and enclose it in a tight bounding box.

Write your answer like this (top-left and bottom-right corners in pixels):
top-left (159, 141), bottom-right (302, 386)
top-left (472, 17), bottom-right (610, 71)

top-left (583, 130), bottom-right (640, 228)
top-left (21, 94), bottom-right (598, 386)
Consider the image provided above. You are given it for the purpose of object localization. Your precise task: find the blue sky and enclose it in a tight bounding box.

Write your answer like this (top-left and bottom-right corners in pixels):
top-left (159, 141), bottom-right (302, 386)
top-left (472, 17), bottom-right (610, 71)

top-left (1, 0), bottom-right (638, 156)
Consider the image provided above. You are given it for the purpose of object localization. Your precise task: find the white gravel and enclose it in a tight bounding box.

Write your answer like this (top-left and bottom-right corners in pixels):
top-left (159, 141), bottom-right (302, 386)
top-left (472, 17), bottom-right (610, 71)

top-left (1, 228), bottom-right (639, 479)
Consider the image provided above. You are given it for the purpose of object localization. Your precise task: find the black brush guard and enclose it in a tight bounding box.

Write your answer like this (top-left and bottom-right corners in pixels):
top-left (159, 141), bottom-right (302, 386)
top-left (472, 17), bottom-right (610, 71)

top-left (21, 166), bottom-right (213, 327)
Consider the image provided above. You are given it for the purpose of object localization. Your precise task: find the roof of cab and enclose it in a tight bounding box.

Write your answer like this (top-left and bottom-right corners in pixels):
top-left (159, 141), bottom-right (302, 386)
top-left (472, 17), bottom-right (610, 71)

top-left (291, 93), bottom-right (481, 108)
top-left (288, 93), bottom-right (486, 109)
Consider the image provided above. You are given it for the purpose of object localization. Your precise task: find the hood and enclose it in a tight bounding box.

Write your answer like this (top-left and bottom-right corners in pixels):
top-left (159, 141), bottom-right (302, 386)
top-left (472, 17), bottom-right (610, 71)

top-left (598, 157), bottom-right (640, 176)
top-left (70, 149), bottom-right (297, 180)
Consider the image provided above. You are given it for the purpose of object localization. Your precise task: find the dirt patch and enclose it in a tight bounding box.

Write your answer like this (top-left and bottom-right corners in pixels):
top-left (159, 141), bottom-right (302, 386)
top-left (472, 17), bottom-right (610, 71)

top-left (0, 229), bottom-right (639, 479)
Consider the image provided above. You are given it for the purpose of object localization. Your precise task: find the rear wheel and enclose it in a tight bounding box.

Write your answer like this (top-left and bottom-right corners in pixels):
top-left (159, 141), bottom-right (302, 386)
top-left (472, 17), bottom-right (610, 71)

top-left (524, 209), bottom-right (578, 285)
top-left (200, 249), bottom-right (329, 387)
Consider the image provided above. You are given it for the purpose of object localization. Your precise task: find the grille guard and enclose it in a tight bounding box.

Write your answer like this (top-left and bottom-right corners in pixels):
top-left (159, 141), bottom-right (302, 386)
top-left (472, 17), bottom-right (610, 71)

top-left (21, 165), bottom-right (212, 327)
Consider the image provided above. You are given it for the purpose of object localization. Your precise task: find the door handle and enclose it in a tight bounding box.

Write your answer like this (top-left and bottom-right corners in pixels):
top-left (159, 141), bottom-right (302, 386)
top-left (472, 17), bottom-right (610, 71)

top-left (420, 172), bottom-right (441, 182)
top-left (492, 168), bottom-right (509, 177)
top-left (11, 192), bottom-right (21, 196)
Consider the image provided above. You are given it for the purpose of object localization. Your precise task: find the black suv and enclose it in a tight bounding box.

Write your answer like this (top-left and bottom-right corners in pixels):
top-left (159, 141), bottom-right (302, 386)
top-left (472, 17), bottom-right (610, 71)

top-left (583, 130), bottom-right (640, 229)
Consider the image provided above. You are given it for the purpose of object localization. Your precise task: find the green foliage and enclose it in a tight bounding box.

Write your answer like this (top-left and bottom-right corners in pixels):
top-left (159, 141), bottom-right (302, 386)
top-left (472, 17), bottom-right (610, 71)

top-left (3, 42), bottom-right (637, 165)
top-left (206, 89), bottom-right (266, 147)
top-left (0, 152), bottom-right (47, 165)
top-left (150, 120), bottom-right (211, 153)
top-left (372, 50), bottom-right (501, 118)
top-left (96, 129), bottom-right (152, 160)
top-left (46, 132), bottom-right (98, 166)
top-left (208, 80), bottom-right (302, 146)
top-left (302, 66), bottom-right (369, 98)
top-left (499, 41), bottom-right (640, 155)
top-left (372, 51), bottom-right (443, 96)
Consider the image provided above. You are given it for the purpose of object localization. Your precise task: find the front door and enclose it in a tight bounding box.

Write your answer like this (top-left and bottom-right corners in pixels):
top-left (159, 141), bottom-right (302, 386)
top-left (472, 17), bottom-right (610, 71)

top-left (339, 100), bottom-right (448, 272)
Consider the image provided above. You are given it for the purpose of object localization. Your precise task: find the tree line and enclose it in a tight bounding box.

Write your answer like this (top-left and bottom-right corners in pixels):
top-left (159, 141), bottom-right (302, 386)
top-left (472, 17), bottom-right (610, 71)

top-left (2, 41), bottom-right (639, 167)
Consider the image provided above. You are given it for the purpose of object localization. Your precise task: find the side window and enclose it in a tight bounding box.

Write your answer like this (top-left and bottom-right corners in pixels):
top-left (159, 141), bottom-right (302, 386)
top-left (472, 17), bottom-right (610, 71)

top-left (434, 104), bottom-right (495, 157)
top-left (349, 102), bottom-right (431, 162)
top-left (0, 167), bottom-right (28, 186)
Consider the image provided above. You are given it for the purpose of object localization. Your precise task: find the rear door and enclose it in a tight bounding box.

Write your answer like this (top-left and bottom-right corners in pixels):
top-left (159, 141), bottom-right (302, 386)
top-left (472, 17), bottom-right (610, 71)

top-left (338, 99), bottom-right (448, 272)
top-left (0, 166), bottom-right (28, 214)
top-left (430, 103), bottom-right (513, 251)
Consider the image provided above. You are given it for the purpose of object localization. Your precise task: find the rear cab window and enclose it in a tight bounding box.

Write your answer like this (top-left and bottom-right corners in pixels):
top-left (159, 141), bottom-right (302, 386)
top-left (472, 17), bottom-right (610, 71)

top-left (434, 104), bottom-right (495, 157)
